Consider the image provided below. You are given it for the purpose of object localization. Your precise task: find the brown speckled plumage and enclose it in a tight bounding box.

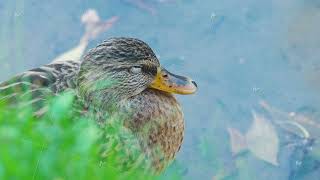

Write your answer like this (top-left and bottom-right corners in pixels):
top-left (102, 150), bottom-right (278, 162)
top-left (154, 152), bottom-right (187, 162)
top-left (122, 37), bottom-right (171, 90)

top-left (122, 89), bottom-right (184, 172)
top-left (0, 37), bottom-right (196, 174)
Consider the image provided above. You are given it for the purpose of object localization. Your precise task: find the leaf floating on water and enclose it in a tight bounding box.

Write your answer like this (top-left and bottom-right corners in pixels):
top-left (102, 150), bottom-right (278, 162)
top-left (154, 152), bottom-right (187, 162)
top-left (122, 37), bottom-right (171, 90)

top-left (246, 111), bottom-right (279, 166)
top-left (259, 100), bottom-right (314, 138)
top-left (227, 127), bottom-right (247, 155)
top-left (277, 120), bottom-right (310, 139)
top-left (227, 111), bottom-right (280, 165)
top-left (52, 9), bottom-right (119, 63)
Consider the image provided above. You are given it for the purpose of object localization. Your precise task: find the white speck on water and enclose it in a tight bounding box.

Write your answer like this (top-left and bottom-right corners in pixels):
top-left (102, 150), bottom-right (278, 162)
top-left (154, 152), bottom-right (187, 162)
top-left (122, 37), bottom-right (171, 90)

top-left (14, 11), bottom-right (23, 17)
top-left (252, 87), bottom-right (261, 93)
top-left (289, 112), bottom-right (296, 117)
top-left (239, 57), bottom-right (246, 64)
top-left (211, 12), bottom-right (217, 21)
top-left (295, 161), bottom-right (302, 166)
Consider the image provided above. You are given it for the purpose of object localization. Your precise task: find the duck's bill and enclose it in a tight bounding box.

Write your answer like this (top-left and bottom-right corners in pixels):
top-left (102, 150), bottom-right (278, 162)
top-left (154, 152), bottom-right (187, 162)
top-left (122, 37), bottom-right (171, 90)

top-left (149, 67), bottom-right (197, 95)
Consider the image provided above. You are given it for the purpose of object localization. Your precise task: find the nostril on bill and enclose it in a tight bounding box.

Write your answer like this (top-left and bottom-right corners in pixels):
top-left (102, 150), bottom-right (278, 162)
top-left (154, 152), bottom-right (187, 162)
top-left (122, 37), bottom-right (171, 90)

top-left (162, 74), bottom-right (168, 78)
top-left (191, 80), bottom-right (197, 88)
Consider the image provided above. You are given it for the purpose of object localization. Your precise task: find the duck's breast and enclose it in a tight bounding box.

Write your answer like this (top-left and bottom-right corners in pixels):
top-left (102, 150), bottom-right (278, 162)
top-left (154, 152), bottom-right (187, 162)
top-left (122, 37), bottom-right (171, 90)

top-left (125, 88), bottom-right (184, 172)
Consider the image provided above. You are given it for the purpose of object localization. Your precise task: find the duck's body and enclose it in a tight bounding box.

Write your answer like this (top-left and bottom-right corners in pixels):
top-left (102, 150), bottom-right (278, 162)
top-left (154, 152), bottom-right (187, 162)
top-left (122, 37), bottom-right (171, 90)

top-left (121, 89), bottom-right (184, 172)
top-left (0, 38), bottom-right (196, 174)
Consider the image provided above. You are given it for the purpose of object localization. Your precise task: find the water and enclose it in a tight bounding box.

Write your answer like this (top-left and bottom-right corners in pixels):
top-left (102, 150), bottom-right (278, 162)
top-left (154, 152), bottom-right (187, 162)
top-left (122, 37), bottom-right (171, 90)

top-left (1, 0), bottom-right (320, 179)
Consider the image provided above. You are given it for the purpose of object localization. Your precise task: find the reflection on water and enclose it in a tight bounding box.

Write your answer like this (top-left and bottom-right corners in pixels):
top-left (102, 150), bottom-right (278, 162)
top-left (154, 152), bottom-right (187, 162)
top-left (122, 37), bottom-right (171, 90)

top-left (1, 0), bottom-right (320, 179)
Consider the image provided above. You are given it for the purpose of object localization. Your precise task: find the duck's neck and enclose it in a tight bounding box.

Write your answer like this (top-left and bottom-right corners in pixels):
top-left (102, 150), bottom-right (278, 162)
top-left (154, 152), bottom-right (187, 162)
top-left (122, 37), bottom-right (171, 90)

top-left (78, 88), bottom-right (184, 173)
top-left (121, 89), bottom-right (185, 172)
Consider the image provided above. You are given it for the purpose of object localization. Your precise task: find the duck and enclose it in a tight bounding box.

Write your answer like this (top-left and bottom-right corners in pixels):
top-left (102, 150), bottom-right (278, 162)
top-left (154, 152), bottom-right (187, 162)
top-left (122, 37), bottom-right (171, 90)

top-left (0, 37), bottom-right (197, 174)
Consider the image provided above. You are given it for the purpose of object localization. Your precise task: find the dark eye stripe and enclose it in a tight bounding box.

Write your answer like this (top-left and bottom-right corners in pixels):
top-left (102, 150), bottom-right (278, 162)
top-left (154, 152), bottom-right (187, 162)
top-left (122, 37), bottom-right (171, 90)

top-left (142, 65), bottom-right (157, 76)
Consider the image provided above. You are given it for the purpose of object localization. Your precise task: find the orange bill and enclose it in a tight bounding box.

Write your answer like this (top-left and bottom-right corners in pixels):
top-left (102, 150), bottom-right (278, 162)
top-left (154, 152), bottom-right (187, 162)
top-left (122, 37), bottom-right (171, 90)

top-left (149, 67), bottom-right (197, 95)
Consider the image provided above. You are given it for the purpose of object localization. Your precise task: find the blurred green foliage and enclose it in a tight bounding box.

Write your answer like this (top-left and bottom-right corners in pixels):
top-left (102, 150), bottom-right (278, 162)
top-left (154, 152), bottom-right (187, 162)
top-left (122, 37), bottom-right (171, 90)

top-left (0, 92), bottom-right (182, 180)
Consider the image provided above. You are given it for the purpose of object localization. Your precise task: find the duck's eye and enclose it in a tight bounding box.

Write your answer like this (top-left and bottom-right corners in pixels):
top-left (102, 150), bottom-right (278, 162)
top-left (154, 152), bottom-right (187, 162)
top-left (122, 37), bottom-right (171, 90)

top-left (130, 66), bottom-right (142, 74)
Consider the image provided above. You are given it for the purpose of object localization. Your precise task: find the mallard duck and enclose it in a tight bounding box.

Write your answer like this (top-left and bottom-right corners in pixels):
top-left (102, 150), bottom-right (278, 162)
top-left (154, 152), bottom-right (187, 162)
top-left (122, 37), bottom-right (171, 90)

top-left (0, 37), bottom-right (197, 173)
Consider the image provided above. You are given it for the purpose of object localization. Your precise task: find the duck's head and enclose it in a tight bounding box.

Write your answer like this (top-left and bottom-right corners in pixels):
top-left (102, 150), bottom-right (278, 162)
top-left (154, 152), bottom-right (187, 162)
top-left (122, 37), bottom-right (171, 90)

top-left (77, 37), bottom-right (197, 106)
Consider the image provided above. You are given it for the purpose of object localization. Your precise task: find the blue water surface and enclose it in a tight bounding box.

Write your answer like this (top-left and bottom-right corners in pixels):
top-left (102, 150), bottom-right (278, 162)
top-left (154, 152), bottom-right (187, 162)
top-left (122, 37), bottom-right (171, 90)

top-left (1, 0), bottom-right (320, 179)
